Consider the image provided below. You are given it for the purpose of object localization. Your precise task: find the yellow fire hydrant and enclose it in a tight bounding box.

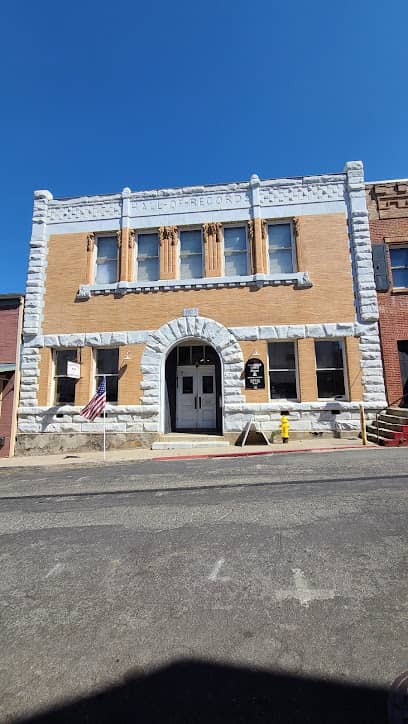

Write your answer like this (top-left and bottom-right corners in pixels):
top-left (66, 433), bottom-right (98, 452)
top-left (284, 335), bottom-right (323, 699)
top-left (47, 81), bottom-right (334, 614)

top-left (280, 415), bottom-right (289, 444)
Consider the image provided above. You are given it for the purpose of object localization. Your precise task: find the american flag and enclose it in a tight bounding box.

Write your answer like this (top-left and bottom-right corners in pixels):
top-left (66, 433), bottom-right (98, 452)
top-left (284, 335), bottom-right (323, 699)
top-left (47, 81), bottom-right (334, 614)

top-left (80, 377), bottom-right (106, 421)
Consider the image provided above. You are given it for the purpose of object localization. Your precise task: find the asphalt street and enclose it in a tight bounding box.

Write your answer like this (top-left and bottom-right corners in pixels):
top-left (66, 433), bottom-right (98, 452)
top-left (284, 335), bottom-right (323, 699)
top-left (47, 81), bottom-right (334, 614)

top-left (0, 448), bottom-right (407, 723)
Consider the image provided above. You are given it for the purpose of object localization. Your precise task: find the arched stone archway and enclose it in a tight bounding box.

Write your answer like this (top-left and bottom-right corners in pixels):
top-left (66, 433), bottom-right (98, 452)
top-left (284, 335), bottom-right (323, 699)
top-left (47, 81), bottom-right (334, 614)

top-left (141, 316), bottom-right (245, 433)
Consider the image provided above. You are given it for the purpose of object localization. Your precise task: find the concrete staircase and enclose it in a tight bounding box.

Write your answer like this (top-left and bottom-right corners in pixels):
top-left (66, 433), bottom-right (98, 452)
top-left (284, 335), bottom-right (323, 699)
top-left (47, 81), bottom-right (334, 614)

top-left (366, 407), bottom-right (408, 447)
top-left (151, 433), bottom-right (231, 451)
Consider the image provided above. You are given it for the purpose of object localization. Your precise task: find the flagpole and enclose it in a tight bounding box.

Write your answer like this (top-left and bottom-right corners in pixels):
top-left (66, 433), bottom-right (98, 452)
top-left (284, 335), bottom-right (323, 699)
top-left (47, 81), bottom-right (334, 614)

top-left (103, 375), bottom-right (107, 462)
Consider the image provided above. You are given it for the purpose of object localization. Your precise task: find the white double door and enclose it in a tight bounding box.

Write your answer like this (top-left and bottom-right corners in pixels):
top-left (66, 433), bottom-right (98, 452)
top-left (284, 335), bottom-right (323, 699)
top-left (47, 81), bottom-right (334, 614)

top-left (176, 365), bottom-right (217, 430)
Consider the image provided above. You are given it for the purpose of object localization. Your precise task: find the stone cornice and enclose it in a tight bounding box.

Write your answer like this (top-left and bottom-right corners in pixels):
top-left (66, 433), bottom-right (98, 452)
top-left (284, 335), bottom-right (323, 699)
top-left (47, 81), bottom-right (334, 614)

top-left (44, 173), bottom-right (347, 225)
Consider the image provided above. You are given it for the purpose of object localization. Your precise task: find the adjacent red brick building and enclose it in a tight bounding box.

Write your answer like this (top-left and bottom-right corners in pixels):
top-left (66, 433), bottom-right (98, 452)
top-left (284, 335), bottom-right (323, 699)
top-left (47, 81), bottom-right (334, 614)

top-left (0, 294), bottom-right (24, 457)
top-left (366, 181), bottom-right (408, 406)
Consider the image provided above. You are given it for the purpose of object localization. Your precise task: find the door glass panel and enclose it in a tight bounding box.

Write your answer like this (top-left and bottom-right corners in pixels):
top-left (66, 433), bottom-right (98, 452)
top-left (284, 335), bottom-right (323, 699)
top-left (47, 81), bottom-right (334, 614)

top-left (202, 375), bottom-right (214, 394)
top-left (192, 346), bottom-right (204, 365)
top-left (178, 346), bottom-right (191, 365)
top-left (182, 376), bottom-right (193, 394)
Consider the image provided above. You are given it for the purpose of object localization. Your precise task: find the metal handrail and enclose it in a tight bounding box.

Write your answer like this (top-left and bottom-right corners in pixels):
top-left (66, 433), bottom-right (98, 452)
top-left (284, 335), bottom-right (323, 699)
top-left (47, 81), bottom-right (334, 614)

top-left (374, 395), bottom-right (408, 444)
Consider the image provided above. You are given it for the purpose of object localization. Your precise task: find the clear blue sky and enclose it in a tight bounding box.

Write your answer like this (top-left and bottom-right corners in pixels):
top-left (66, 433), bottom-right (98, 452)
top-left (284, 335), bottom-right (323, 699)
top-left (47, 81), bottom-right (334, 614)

top-left (1, 0), bottom-right (407, 293)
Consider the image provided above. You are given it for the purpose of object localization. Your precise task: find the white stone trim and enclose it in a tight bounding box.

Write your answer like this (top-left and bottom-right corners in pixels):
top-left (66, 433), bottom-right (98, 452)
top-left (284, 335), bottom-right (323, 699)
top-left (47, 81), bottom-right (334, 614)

top-left (77, 271), bottom-right (313, 299)
top-left (141, 315), bottom-right (245, 433)
top-left (344, 161), bottom-right (379, 323)
top-left (222, 400), bottom-right (384, 433)
top-left (17, 404), bottom-right (158, 434)
top-left (23, 190), bottom-right (52, 337)
top-left (23, 320), bottom-right (381, 349)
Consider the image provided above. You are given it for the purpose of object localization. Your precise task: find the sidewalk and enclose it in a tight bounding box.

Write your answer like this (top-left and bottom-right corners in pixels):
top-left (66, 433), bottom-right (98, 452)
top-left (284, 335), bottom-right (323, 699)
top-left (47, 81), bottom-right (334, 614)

top-left (0, 437), bottom-right (373, 470)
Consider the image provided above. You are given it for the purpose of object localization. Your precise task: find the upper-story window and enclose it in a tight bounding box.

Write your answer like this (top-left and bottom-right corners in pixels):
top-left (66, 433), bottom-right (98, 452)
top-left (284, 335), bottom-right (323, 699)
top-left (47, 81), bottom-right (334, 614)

top-left (180, 230), bottom-right (203, 279)
top-left (136, 232), bottom-right (159, 282)
top-left (95, 236), bottom-right (118, 284)
top-left (389, 246), bottom-right (408, 289)
top-left (223, 226), bottom-right (248, 276)
top-left (267, 223), bottom-right (294, 274)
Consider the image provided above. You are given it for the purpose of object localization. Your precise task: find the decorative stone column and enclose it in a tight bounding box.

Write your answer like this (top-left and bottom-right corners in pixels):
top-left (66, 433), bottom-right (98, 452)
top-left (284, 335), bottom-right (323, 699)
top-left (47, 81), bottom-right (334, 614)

top-left (127, 229), bottom-right (135, 281)
top-left (85, 233), bottom-right (95, 285)
top-left (120, 187), bottom-right (131, 281)
top-left (203, 222), bottom-right (223, 276)
top-left (293, 217), bottom-right (302, 270)
top-left (118, 228), bottom-right (129, 282)
top-left (248, 219), bottom-right (266, 274)
top-left (159, 226), bottom-right (178, 280)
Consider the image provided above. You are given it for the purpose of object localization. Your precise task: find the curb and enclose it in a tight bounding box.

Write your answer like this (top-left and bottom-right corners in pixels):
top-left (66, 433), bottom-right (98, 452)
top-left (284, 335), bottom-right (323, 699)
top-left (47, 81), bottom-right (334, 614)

top-left (153, 444), bottom-right (374, 462)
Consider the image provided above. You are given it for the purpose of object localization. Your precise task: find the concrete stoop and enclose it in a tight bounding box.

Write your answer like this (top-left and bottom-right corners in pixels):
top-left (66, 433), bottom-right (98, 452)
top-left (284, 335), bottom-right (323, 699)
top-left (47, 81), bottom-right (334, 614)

top-left (366, 406), bottom-right (408, 447)
top-left (152, 433), bottom-right (231, 450)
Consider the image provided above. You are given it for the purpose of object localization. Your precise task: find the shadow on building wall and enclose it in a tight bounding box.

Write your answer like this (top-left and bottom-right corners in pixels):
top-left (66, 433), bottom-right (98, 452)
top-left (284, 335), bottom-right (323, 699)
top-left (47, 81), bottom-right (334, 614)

top-left (14, 659), bottom-right (390, 724)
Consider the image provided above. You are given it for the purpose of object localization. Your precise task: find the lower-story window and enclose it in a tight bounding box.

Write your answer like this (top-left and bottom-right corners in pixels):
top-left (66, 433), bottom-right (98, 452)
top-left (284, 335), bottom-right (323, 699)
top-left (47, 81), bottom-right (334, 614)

top-left (315, 340), bottom-right (345, 398)
top-left (95, 348), bottom-right (119, 403)
top-left (54, 350), bottom-right (78, 404)
top-left (268, 342), bottom-right (298, 399)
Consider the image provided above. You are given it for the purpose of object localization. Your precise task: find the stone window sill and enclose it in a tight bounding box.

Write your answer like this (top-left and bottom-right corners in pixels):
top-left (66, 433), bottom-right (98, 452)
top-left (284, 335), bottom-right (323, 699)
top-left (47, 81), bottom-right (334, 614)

top-left (391, 287), bottom-right (408, 295)
top-left (77, 272), bottom-right (312, 299)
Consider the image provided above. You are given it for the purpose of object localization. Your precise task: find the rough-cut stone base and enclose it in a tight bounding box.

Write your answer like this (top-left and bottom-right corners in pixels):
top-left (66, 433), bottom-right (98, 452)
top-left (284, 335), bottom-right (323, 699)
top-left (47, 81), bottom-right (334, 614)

top-left (15, 432), bottom-right (158, 457)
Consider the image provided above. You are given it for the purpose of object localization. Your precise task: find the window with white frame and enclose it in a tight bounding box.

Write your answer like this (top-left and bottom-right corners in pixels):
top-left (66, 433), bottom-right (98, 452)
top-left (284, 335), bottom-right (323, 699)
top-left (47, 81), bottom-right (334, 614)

top-left (267, 223), bottom-right (294, 274)
top-left (389, 246), bottom-right (408, 288)
top-left (54, 349), bottom-right (78, 404)
top-left (180, 229), bottom-right (203, 279)
top-left (136, 232), bottom-right (159, 282)
top-left (223, 226), bottom-right (248, 276)
top-left (315, 340), bottom-right (345, 398)
top-left (268, 342), bottom-right (298, 399)
top-left (95, 348), bottom-right (119, 403)
top-left (95, 236), bottom-right (118, 284)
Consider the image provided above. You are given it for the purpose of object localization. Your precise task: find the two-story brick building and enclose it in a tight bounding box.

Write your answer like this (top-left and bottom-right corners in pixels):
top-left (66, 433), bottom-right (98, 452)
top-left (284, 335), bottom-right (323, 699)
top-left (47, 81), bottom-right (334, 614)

top-left (0, 294), bottom-right (24, 457)
top-left (17, 161), bottom-right (386, 454)
top-left (366, 180), bottom-right (408, 407)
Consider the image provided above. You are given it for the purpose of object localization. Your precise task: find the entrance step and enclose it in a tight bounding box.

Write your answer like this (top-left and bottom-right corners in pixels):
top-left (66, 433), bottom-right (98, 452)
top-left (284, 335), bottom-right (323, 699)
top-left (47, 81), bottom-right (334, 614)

top-left (366, 405), bottom-right (408, 446)
top-left (152, 434), bottom-right (230, 450)
top-left (152, 441), bottom-right (230, 450)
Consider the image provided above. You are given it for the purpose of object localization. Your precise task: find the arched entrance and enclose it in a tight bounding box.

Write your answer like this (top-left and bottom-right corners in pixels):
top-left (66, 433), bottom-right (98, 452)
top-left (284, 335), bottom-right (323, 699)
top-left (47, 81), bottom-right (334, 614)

top-left (165, 341), bottom-right (222, 433)
top-left (141, 316), bottom-right (245, 434)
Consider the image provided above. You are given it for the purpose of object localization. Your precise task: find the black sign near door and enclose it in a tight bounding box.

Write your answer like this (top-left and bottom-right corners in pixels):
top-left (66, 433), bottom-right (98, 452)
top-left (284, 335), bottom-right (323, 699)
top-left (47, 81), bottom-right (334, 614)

top-left (245, 357), bottom-right (265, 389)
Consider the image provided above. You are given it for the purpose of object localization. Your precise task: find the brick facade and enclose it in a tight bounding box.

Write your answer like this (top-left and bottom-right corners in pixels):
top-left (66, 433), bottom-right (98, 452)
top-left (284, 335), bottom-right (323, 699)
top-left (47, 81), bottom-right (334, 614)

top-left (16, 163), bottom-right (386, 455)
top-left (366, 182), bottom-right (408, 405)
top-left (0, 295), bottom-right (24, 457)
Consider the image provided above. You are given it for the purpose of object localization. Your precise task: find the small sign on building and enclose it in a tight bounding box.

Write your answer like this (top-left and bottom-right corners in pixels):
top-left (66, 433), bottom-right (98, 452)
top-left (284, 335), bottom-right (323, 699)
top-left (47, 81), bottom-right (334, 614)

top-left (67, 361), bottom-right (81, 379)
top-left (245, 357), bottom-right (265, 389)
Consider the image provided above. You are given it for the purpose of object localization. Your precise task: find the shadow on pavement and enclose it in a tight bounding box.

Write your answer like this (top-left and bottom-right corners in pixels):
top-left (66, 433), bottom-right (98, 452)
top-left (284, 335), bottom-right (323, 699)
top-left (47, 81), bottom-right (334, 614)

top-left (14, 659), bottom-right (390, 723)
